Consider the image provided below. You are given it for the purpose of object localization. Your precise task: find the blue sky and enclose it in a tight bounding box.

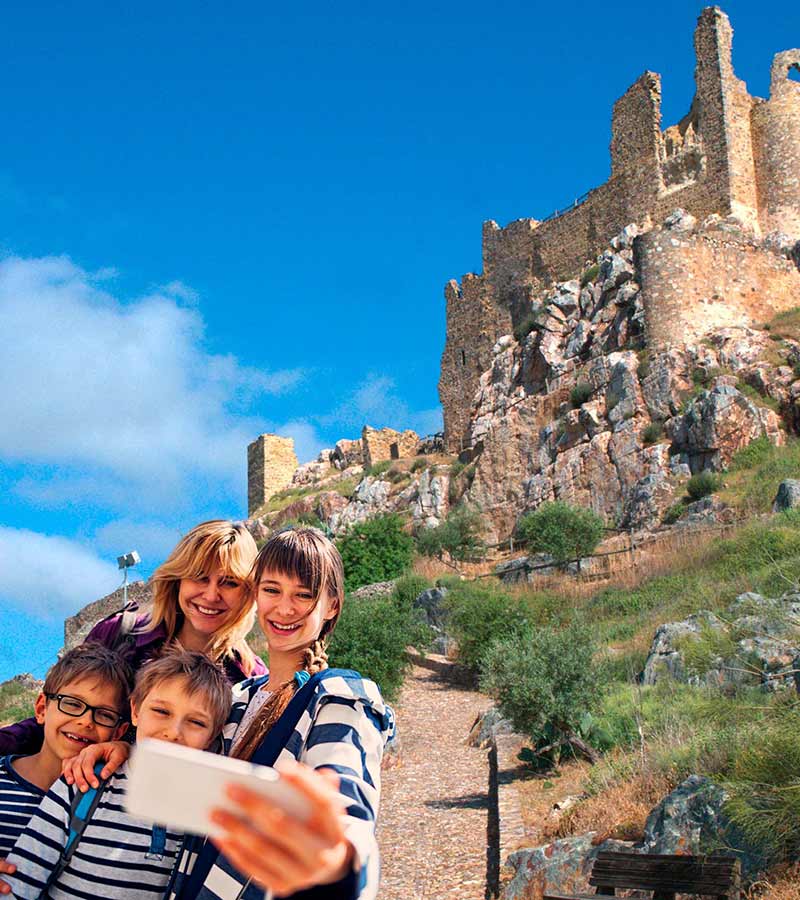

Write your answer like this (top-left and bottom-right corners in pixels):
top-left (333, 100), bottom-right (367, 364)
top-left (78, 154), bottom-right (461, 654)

top-left (1, 0), bottom-right (798, 681)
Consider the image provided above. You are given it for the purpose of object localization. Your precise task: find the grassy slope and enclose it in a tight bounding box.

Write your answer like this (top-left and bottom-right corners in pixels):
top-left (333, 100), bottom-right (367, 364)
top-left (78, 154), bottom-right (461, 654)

top-left (457, 439), bottom-right (800, 883)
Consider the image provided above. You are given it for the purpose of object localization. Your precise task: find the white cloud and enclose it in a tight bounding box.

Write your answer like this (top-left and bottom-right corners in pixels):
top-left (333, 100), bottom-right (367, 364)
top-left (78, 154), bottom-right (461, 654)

top-left (92, 519), bottom-right (185, 566)
top-left (319, 374), bottom-right (442, 438)
top-left (0, 526), bottom-right (121, 618)
top-left (276, 420), bottom-right (326, 464)
top-left (0, 255), bottom-right (305, 506)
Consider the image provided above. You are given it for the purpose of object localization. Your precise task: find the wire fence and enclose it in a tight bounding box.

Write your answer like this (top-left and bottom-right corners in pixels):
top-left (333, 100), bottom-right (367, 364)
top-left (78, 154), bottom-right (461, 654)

top-left (539, 189), bottom-right (593, 224)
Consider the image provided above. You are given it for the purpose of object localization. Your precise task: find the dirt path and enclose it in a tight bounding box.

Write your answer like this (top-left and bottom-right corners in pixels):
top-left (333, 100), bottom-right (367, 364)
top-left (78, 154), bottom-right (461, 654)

top-left (377, 663), bottom-right (493, 900)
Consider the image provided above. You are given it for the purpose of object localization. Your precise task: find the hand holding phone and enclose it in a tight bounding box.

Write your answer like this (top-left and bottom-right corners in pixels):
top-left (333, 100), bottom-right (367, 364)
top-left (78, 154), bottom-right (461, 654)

top-left (125, 738), bottom-right (312, 836)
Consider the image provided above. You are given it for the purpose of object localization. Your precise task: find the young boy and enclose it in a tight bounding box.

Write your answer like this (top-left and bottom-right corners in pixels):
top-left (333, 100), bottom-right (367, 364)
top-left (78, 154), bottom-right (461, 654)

top-left (5, 648), bottom-right (231, 900)
top-left (0, 643), bottom-right (132, 859)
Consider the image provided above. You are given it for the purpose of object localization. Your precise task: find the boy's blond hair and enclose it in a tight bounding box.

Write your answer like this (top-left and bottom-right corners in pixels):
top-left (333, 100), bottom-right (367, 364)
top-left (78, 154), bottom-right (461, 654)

top-left (131, 648), bottom-right (232, 736)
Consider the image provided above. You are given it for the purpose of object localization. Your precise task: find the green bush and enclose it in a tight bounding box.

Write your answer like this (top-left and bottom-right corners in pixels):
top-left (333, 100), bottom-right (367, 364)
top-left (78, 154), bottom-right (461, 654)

top-left (516, 502), bottom-right (605, 563)
top-left (480, 623), bottom-right (600, 755)
top-left (636, 350), bottom-right (651, 380)
top-left (416, 507), bottom-right (486, 561)
top-left (733, 439), bottom-right (800, 512)
top-left (662, 502), bottom-right (686, 525)
top-left (449, 460), bottom-right (466, 478)
top-left (580, 263), bottom-right (600, 287)
top-left (337, 514), bottom-right (414, 592)
top-left (329, 592), bottom-right (428, 701)
top-left (686, 470), bottom-right (721, 501)
top-left (366, 459), bottom-right (393, 478)
top-left (391, 573), bottom-right (431, 610)
top-left (641, 421), bottom-right (663, 445)
top-left (513, 310), bottom-right (542, 343)
top-left (570, 381), bottom-right (593, 408)
top-left (444, 581), bottom-right (531, 675)
top-left (410, 458), bottom-right (428, 473)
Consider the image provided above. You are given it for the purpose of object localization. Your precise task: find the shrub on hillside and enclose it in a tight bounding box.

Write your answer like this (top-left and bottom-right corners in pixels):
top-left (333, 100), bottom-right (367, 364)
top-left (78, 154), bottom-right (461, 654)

top-left (416, 507), bottom-right (486, 562)
top-left (337, 514), bottom-right (414, 592)
top-left (329, 592), bottom-right (430, 701)
top-left (725, 726), bottom-right (800, 865)
top-left (729, 435), bottom-right (774, 471)
top-left (570, 382), bottom-right (593, 408)
top-left (686, 470), bottom-right (721, 501)
top-left (516, 502), bottom-right (604, 563)
top-left (410, 458), bottom-right (428, 473)
top-left (444, 581), bottom-right (531, 675)
top-left (480, 623), bottom-right (601, 762)
top-left (513, 310), bottom-right (542, 343)
top-left (365, 459), bottom-right (393, 478)
top-left (641, 421), bottom-right (663, 445)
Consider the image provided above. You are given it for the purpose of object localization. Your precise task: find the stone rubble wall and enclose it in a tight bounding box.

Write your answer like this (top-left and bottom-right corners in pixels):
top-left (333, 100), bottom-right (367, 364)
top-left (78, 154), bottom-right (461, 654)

top-left (361, 426), bottom-right (419, 468)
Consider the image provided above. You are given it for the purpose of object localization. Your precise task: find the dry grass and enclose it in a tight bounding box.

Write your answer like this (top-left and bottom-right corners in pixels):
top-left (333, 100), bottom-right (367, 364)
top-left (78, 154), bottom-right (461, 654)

top-left (503, 524), bottom-right (732, 606)
top-left (749, 864), bottom-right (800, 900)
top-left (542, 770), bottom-right (677, 843)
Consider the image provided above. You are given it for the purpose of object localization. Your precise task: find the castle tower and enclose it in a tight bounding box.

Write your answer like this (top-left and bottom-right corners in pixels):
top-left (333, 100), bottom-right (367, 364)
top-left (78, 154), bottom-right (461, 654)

top-left (247, 434), bottom-right (298, 516)
top-left (693, 7), bottom-right (760, 231)
top-left (752, 50), bottom-right (800, 237)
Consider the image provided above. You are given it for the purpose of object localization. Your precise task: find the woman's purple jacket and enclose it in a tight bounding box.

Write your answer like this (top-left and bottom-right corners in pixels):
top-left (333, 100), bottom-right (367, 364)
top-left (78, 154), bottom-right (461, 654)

top-left (0, 613), bottom-right (266, 755)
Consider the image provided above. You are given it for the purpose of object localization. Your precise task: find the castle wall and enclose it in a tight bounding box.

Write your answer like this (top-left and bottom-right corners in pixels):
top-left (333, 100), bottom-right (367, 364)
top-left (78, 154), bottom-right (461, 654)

top-left (752, 51), bottom-right (800, 237)
top-left (439, 273), bottom-right (512, 452)
top-left (438, 8), bottom-right (800, 450)
top-left (247, 434), bottom-right (298, 515)
top-left (638, 228), bottom-right (800, 349)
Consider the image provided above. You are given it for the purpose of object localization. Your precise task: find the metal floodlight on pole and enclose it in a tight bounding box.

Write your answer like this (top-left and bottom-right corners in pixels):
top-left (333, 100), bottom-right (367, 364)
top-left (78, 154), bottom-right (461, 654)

top-left (117, 550), bottom-right (141, 606)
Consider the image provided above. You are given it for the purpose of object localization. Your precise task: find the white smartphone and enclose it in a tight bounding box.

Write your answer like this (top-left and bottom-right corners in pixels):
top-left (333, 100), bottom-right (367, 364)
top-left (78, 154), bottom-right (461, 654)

top-left (125, 738), bottom-right (313, 836)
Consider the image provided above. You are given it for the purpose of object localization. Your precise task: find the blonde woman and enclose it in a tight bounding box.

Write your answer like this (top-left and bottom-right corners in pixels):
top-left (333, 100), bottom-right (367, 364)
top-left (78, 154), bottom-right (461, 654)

top-left (0, 520), bottom-right (265, 756)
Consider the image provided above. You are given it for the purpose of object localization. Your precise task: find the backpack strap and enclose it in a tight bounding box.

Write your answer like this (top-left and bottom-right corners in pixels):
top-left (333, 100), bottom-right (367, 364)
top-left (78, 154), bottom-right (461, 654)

top-left (176, 671), bottom-right (330, 899)
top-left (39, 764), bottom-right (108, 898)
top-left (109, 602), bottom-right (140, 653)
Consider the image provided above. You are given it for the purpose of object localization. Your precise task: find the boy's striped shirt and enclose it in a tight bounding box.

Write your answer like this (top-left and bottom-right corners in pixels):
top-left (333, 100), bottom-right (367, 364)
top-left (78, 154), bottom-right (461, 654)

top-left (0, 756), bottom-right (43, 858)
top-left (5, 762), bottom-right (183, 899)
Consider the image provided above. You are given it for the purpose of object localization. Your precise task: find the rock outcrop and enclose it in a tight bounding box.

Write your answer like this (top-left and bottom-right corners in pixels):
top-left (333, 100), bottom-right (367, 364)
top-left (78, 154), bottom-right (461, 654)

top-left (642, 591), bottom-right (800, 689)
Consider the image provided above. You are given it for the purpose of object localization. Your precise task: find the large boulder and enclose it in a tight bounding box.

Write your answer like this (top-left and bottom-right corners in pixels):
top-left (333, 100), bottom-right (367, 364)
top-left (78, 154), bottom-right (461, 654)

top-left (643, 775), bottom-right (727, 855)
top-left (643, 775), bottom-right (764, 877)
top-left (642, 593), bottom-right (800, 689)
top-left (668, 384), bottom-right (783, 471)
top-left (503, 835), bottom-right (634, 900)
top-left (773, 479), bottom-right (800, 512)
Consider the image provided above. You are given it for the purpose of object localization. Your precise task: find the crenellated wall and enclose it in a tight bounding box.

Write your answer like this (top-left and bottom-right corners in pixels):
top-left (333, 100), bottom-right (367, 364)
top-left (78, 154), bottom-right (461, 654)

top-left (438, 7), bottom-right (800, 451)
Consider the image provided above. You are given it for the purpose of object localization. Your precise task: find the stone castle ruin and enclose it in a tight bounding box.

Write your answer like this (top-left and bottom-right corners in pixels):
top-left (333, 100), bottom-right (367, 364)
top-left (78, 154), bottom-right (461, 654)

top-left (246, 8), bottom-right (800, 546)
top-left (439, 8), bottom-right (800, 452)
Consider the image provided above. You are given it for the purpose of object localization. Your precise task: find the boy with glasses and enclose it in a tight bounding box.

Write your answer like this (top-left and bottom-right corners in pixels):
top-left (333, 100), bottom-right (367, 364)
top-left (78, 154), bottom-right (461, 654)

top-left (5, 648), bottom-right (231, 899)
top-left (0, 643), bottom-right (132, 859)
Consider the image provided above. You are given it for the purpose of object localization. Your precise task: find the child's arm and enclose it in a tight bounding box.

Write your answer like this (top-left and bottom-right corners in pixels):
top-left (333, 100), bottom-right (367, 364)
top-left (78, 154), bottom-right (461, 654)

top-left (4, 780), bottom-right (72, 899)
top-left (62, 740), bottom-right (130, 791)
top-left (211, 699), bottom-right (384, 900)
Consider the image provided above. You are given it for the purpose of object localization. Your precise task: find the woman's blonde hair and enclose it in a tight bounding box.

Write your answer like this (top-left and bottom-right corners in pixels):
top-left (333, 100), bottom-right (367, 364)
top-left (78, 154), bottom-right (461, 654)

top-left (148, 520), bottom-right (259, 675)
top-left (232, 526), bottom-right (344, 760)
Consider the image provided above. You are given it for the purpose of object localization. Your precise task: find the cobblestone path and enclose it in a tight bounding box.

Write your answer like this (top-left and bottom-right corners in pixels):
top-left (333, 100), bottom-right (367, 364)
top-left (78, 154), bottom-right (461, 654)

top-left (377, 663), bottom-right (493, 900)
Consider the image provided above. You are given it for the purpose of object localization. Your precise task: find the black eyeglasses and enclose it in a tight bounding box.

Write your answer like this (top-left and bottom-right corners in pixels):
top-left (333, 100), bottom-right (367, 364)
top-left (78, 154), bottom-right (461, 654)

top-left (44, 693), bottom-right (124, 729)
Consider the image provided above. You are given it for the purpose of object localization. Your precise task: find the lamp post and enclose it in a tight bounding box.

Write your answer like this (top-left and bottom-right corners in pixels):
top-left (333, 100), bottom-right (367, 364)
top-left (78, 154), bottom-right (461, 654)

top-left (117, 551), bottom-right (141, 607)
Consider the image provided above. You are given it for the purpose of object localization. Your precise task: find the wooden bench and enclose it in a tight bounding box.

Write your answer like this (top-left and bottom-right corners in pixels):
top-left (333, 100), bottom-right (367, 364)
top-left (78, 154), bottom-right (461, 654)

top-left (544, 850), bottom-right (741, 900)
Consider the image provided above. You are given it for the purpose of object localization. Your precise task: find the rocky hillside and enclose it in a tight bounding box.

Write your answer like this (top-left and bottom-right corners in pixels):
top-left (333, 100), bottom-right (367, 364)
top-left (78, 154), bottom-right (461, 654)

top-left (250, 212), bottom-right (800, 552)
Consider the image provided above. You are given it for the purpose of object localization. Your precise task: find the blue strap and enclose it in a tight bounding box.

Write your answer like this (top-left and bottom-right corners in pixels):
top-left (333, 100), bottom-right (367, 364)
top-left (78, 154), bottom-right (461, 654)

top-left (145, 824), bottom-right (167, 859)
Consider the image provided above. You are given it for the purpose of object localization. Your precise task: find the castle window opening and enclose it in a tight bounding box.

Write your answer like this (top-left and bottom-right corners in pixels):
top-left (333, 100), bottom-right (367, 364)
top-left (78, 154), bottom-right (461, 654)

top-left (390, 443), bottom-right (400, 460)
top-left (788, 62), bottom-right (800, 83)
